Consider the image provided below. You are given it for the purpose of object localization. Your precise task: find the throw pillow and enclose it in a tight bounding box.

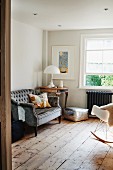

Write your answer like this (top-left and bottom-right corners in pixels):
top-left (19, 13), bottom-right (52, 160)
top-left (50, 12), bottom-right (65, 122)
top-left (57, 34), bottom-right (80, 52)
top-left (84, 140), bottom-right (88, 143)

top-left (29, 94), bottom-right (42, 104)
top-left (29, 93), bottom-right (51, 108)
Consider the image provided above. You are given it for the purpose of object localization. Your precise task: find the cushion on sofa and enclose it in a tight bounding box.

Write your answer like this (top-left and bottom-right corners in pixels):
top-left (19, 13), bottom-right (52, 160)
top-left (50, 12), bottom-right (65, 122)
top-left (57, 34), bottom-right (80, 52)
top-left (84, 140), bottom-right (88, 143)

top-left (29, 93), bottom-right (51, 108)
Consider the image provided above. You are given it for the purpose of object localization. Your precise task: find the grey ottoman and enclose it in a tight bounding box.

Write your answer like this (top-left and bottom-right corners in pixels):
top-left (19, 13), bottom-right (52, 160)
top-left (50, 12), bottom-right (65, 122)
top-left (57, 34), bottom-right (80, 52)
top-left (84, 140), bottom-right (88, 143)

top-left (63, 107), bottom-right (88, 122)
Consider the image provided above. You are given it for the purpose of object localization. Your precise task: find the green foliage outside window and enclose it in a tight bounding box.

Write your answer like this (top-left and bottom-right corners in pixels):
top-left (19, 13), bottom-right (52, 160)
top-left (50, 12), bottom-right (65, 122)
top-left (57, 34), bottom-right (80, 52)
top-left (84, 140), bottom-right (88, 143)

top-left (86, 75), bottom-right (113, 86)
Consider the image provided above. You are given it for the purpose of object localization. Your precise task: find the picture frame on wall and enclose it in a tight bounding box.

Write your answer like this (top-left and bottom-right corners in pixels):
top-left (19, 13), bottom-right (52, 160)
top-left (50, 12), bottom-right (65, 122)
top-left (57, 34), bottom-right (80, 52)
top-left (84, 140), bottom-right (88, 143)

top-left (52, 46), bottom-right (76, 79)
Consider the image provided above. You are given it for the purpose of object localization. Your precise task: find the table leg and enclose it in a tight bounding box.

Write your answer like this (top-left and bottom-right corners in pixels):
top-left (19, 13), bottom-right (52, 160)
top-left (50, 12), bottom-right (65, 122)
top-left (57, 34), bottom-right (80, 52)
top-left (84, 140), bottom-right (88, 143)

top-left (65, 91), bottom-right (68, 108)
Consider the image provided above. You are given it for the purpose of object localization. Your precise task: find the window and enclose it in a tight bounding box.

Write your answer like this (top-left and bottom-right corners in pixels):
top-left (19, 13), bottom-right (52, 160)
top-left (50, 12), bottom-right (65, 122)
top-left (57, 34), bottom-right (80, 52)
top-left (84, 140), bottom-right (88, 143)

top-left (79, 34), bottom-right (113, 89)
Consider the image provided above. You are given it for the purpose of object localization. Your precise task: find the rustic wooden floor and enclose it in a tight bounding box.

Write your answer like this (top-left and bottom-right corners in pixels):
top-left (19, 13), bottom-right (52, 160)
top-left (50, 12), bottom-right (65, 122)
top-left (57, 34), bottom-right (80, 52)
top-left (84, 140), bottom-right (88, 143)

top-left (12, 118), bottom-right (113, 170)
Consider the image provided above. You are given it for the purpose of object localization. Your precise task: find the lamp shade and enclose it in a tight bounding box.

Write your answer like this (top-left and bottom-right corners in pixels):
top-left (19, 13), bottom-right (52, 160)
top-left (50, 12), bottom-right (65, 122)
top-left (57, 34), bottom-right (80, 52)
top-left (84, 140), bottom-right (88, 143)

top-left (44, 65), bottom-right (60, 74)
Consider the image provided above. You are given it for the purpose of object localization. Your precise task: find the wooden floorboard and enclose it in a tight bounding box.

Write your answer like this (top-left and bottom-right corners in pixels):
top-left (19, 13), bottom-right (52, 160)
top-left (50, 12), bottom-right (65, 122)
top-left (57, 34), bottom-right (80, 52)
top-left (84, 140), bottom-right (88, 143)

top-left (12, 118), bottom-right (113, 170)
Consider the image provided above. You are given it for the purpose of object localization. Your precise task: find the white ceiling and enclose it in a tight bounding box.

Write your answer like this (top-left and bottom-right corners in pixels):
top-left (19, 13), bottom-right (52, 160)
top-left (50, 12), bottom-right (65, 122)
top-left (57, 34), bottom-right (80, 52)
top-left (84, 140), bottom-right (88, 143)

top-left (11, 0), bottom-right (113, 30)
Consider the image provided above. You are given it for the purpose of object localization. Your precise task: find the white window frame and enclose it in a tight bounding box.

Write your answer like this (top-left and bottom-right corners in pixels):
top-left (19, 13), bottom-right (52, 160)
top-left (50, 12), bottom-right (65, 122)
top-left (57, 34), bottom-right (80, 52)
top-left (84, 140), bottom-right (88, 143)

top-left (79, 34), bottom-right (113, 90)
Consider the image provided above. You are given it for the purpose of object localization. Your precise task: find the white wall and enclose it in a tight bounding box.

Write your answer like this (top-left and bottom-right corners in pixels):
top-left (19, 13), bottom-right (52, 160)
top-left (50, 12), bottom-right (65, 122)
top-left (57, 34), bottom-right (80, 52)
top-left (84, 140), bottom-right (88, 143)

top-left (46, 29), bottom-right (113, 108)
top-left (11, 19), bottom-right (43, 90)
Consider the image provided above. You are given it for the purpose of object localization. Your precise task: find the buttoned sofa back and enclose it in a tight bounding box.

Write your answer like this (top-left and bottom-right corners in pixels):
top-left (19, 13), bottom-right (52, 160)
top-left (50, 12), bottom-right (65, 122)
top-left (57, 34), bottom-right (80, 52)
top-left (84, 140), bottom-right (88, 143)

top-left (11, 89), bottom-right (35, 103)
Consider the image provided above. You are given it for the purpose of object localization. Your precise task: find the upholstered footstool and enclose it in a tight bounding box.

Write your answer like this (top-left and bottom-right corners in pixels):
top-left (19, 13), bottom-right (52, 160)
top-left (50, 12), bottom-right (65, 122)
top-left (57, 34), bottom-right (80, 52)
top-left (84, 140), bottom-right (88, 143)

top-left (63, 107), bottom-right (88, 122)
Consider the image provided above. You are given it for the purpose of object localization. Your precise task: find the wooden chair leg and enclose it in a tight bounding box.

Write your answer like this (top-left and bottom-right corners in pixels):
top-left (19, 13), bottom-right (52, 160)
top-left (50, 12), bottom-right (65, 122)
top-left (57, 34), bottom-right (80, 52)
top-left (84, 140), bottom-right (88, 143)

top-left (34, 126), bottom-right (38, 137)
top-left (58, 116), bottom-right (61, 124)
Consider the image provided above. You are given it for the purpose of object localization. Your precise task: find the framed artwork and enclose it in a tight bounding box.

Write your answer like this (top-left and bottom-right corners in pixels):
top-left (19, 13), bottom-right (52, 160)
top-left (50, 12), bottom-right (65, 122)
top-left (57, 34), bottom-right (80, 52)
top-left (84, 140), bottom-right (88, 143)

top-left (52, 46), bottom-right (76, 79)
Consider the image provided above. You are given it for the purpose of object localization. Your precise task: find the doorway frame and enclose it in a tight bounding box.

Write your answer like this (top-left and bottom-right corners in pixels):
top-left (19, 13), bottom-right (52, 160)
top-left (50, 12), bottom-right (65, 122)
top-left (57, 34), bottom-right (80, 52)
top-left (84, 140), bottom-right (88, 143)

top-left (0, 0), bottom-right (12, 169)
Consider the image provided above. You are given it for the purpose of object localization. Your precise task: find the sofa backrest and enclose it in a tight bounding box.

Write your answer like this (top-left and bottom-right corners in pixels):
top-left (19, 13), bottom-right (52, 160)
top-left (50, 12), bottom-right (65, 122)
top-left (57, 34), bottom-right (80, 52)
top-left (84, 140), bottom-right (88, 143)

top-left (11, 89), bottom-right (35, 103)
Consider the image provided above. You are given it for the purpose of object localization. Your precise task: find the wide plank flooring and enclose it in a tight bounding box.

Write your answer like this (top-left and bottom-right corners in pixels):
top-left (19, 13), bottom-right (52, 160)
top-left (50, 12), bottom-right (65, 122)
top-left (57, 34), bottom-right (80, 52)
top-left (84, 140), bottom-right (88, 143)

top-left (12, 118), bottom-right (113, 170)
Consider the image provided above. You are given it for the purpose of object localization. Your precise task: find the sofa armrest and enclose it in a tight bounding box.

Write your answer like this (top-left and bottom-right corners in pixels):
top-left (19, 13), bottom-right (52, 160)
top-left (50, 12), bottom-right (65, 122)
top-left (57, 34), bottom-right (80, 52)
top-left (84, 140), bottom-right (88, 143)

top-left (11, 98), bottom-right (18, 105)
top-left (48, 96), bottom-right (60, 107)
top-left (19, 102), bottom-right (37, 127)
top-left (20, 102), bottom-right (34, 108)
top-left (11, 99), bottom-right (19, 121)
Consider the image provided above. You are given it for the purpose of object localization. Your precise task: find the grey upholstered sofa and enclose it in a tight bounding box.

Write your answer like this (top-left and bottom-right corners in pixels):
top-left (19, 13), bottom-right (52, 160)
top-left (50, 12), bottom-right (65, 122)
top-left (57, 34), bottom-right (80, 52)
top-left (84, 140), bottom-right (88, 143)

top-left (11, 89), bottom-right (62, 136)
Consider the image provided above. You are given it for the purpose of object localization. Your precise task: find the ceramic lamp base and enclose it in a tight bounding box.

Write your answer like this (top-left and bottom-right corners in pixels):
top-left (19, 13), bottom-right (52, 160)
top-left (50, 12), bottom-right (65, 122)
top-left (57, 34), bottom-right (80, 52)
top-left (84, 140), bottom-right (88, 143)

top-left (48, 79), bottom-right (55, 88)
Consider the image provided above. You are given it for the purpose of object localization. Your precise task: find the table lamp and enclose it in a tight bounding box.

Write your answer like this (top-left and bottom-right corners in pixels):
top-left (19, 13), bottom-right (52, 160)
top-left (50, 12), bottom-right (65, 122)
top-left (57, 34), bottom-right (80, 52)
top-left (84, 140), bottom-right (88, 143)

top-left (44, 65), bottom-right (60, 88)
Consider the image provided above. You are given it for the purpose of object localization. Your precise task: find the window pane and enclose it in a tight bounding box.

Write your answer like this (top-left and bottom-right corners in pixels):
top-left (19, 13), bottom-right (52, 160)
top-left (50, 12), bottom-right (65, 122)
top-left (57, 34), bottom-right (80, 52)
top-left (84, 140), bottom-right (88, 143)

top-left (103, 64), bottom-right (113, 73)
top-left (85, 75), bottom-right (113, 86)
top-left (103, 51), bottom-right (113, 63)
top-left (86, 63), bottom-right (103, 73)
top-left (85, 75), bottom-right (101, 86)
top-left (103, 40), bottom-right (113, 49)
top-left (103, 51), bottom-right (113, 73)
top-left (86, 40), bottom-right (103, 50)
top-left (86, 51), bottom-right (102, 63)
top-left (86, 51), bottom-right (102, 73)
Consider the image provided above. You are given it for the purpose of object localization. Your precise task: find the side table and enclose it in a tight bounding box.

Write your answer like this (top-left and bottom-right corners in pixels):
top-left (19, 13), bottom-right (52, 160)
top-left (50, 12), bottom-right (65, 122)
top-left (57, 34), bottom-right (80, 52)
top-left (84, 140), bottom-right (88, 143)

top-left (37, 86), bottom-right (68, 108)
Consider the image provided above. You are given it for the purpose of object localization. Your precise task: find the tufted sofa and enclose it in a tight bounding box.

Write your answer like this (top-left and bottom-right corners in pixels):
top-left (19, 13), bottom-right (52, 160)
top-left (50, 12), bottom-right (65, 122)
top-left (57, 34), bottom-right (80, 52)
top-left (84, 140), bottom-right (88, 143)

top-left (11, 89), bottom-right (62, 136)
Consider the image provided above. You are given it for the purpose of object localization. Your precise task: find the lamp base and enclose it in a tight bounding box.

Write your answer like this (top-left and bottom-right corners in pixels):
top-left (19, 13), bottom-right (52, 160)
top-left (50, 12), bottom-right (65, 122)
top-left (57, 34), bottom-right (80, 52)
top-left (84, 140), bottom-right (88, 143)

top-left (47, 80), bottom-right (55, 88)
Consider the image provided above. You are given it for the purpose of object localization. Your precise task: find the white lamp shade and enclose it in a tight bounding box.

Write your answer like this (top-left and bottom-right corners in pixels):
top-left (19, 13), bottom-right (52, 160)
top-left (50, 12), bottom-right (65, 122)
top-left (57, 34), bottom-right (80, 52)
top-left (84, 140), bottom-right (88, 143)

top-left (44, 65), bottom-right (60, 74)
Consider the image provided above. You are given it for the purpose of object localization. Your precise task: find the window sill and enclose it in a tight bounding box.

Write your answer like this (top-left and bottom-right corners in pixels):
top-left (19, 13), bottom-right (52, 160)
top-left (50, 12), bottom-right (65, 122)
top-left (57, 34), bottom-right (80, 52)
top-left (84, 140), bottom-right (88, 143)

top-left (79, 86), bottom-right (113, 90)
